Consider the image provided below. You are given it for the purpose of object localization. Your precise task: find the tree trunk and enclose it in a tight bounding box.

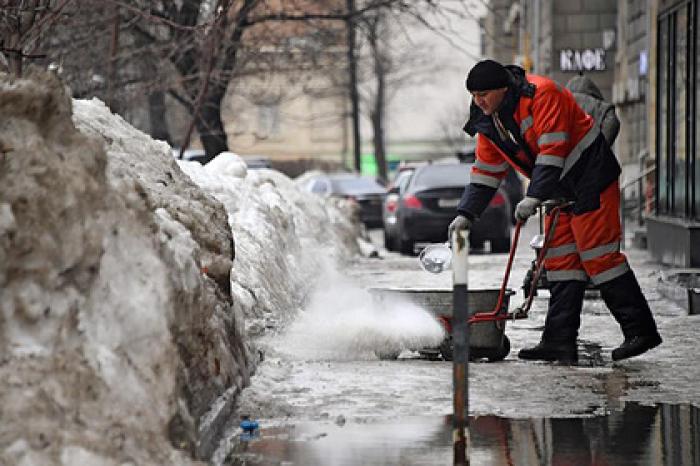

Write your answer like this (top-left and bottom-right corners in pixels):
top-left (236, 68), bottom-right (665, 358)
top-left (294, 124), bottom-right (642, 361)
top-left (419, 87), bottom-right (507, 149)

top-left (369, 10), bottom-right (388, 182)
top-left (371, 106), bottom-right (387, 182)
top-left (148, 90), bottom-right (173, 145)
top-left (174, 0), bottom-right (251, 163)
top-left (7, 33), bottom-right (23, 76)
top-left (194, 87), bottom-right (229, 163)
top-left (346, 0), bottom-right (361, 172)
top-left (9, 54), bottom-right (22, 76)
top-left (106, 4), bottom-right (120, 111)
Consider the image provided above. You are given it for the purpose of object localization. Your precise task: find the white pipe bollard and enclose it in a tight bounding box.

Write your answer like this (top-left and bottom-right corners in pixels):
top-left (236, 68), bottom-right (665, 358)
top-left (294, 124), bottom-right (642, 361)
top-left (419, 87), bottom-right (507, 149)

top-left (451, 229), bottom-right (469, 465)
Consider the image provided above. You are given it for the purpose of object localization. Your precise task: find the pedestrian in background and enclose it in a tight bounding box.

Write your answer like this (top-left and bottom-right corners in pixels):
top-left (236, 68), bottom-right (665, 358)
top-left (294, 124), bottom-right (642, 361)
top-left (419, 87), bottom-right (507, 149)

top-left (448, 59), bottom-right (662, 363)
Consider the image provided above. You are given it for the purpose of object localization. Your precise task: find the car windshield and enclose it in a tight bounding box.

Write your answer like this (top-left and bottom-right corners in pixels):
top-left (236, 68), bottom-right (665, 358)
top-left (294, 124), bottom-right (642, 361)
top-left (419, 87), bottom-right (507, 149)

top-left (330, 177), bottom-right (384, 194)
top-left (411, 164), bottom-right (470, 190)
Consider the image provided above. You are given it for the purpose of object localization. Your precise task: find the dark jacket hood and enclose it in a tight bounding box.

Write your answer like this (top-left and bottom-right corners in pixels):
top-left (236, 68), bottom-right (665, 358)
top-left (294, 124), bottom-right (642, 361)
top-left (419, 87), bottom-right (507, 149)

top-left (565, 75), bottom-right (604, 100)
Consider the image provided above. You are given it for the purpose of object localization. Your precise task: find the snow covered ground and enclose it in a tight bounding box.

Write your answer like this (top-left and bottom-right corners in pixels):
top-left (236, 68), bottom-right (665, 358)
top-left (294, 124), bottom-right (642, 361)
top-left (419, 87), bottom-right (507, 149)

top-left (224, 221), bottom-right (700, 463)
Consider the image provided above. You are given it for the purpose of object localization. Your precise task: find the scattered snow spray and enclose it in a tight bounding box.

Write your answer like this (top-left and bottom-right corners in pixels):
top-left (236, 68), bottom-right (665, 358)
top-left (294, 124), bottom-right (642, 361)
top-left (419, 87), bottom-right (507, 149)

top-left (276, 266), bottom-right (445, 360)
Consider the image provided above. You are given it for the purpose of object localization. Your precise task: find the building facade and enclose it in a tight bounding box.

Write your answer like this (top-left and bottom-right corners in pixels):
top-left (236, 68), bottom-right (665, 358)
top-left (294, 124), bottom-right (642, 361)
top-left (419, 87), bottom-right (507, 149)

top-left (223, 63), bottom-right (349, 164)
top-left (221, 6), bottom-right (484, 173)
top-left (612, 0), bottom-right (650, 180)
top-left (646, 0), bottom-right (700, 266)
top-left (482, 1), bottom-right (616, 98)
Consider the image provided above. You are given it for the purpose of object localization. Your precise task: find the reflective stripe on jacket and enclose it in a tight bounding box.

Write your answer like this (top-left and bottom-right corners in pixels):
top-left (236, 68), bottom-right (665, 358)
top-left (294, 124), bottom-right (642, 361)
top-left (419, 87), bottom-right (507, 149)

top-left (544, 180), bottom-right (629, 285)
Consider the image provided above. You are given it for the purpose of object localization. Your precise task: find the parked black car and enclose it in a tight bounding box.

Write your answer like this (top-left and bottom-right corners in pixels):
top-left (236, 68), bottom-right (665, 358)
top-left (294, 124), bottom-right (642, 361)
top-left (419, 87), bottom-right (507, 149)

top-left (302, 173), bottom-right (386, 228)
top-left (390, 162), bottom-right (512, 254)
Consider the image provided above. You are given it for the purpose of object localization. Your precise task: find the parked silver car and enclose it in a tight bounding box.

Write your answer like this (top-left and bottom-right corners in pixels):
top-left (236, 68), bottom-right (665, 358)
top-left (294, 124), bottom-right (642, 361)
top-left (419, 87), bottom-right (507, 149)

top-left (303, 173), bottom-right (386, 228)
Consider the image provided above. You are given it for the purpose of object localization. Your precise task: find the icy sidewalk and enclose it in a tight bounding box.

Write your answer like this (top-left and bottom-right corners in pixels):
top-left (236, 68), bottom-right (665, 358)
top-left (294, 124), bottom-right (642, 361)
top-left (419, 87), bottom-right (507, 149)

top-left (234, 226), bottom-right (700, 430)
top-left (316, 220), bottom-right (700, 418)
top-left (222, 222), bottom-right (699, 464)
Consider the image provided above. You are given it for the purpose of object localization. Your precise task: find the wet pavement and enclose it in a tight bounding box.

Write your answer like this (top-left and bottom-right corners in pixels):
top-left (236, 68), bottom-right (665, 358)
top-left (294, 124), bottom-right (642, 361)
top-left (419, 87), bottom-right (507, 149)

top-left (225, 220), bottom-right (700, 465)
top-left (226, 402), bottom-right (699, 465)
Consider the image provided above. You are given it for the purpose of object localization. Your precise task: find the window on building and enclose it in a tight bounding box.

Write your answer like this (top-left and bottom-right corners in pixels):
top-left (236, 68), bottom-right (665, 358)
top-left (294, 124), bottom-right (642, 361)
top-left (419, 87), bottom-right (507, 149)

top-left (257, 103), bottom-right (280, 139)
top-left (657, 1), bottom-right (697, 220)
top-left (674, 6), bottom-right (688, 217)
top-left (696, 1), bottom-right (700, 219)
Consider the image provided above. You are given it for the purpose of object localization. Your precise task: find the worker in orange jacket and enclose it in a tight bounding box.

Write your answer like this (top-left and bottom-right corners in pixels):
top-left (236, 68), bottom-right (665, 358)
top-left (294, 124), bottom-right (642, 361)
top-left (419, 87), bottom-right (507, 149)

top-left (449, 59), bottom-right (661, 362)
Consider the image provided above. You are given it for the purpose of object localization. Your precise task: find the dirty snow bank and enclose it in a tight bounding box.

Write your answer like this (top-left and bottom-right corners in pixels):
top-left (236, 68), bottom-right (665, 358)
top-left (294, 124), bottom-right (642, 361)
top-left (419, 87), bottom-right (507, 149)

top-left (0, 71), bottom-right (218, 465)
top-left (0, 70), bottom-right (366, 466)
top-left (177, 155), bottom-right (362, 338)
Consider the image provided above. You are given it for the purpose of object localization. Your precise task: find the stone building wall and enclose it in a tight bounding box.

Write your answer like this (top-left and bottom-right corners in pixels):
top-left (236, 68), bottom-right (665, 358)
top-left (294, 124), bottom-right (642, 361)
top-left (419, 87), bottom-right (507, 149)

top-left (482, 0), bottom-right (617, 98)
top-left (613, 0), bottom-right (650, 172)
top-left (549, 0), bottom-right (617, 100)
top-left (482, 0), bottom-right (518, 64)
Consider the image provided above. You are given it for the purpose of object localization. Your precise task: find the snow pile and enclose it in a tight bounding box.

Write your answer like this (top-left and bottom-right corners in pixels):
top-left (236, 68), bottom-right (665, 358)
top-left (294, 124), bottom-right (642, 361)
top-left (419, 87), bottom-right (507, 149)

top-left (178, 156), bottom-right (442, 362)
top-left (0, 68), bottom-right (423, 466)
top-left (0, 71), bottom-right (215, 465)
top-left (176, 154), bottom-right (362, 336)
top-left (72, 98), bottom-right (259, 460)
top-left (0, 69), bottom-right (369, 466)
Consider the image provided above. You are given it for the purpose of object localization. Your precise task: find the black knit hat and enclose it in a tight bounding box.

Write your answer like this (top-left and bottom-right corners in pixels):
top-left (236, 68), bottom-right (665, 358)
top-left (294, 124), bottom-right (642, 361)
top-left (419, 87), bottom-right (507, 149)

top-left (466, 59), bottom-right (510, 92)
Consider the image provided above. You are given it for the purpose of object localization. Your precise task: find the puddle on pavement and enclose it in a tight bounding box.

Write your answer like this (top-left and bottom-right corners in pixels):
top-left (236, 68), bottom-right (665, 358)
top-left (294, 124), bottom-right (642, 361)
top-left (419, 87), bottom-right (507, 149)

top-left (225, 402), bottom-right (699, 465)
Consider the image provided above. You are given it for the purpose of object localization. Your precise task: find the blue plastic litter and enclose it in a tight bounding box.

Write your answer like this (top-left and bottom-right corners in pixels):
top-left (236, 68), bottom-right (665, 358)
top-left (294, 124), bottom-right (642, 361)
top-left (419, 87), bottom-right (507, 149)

top-left (240, 419), bottom-right (259, 434)
top-left (239, 417), bottom-right (260, 440)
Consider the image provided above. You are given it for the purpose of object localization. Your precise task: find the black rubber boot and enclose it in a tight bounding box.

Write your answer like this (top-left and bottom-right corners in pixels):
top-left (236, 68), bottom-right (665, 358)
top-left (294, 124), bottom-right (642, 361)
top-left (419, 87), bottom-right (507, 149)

top-left (611, 334), bottom-right (662, 361)
top-left (518, 280), bottom-right (586, 363)
top-left (518, 340), bottom-right (578, 363)
top-left (598, 269), bottom-right (662, 361)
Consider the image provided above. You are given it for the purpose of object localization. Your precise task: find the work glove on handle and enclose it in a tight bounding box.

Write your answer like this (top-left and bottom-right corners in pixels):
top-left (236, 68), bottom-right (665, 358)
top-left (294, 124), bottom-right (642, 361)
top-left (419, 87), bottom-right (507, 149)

top-left (448, 215), bottom-right (472, 241)
top-left (515, 197), bottom-right (541, 222)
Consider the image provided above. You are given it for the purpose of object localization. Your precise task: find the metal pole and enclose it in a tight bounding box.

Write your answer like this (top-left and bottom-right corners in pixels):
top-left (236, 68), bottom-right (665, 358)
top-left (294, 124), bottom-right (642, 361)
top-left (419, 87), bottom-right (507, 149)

top-left (638, 177), bottom-right (644, 226)
top-left (451, 229), bottom-right (470, 466)
top-left (620, 189), bottom-right (626, 250)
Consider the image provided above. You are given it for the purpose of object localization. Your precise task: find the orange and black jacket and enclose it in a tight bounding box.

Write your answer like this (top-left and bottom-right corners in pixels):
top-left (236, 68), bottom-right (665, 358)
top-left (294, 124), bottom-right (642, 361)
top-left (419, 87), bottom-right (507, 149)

top-left (457, 66), bottom-right (621, 219)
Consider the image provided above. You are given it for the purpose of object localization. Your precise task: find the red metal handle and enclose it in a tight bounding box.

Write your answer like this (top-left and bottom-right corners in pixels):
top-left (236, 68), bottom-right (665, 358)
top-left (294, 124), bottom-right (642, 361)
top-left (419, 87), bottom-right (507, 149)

top-left (468, 221), bottom-right (523, 323)
top-left (468, 202), bottom-right (570, 324)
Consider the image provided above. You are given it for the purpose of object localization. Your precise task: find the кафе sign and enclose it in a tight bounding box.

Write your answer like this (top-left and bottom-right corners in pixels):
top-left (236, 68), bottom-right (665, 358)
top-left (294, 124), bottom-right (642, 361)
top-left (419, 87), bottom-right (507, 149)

top-left (560, 48), bottom-right (606, 72)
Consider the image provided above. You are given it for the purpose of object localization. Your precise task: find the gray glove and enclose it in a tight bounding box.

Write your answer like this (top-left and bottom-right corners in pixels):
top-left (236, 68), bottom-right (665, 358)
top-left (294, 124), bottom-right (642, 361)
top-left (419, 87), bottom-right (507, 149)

top-left (515, 196), bottom-right (541, 222)
top-left (448, 215), bottom-right (472, 240)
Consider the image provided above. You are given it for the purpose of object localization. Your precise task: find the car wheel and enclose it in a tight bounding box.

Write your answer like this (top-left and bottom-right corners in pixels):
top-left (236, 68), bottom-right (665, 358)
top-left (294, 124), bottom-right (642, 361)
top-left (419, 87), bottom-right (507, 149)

top-left (469, 336), bottom-right (511, 362)
top-left (490, 237), bottom-right (511, 253)
top-left (439, 336), bottom-right (453, 361)
top-left (399, 236), bottom-right (414, 255)
top-left (384, 230), bottom-right (396, 251)
top-left (487, 335), bottom-right (511, 362)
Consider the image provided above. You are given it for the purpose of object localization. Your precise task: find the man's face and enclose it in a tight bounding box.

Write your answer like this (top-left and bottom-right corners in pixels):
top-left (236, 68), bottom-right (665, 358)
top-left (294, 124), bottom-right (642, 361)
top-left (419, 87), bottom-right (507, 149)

top-left (470, 87), bottom-right (508, 115)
